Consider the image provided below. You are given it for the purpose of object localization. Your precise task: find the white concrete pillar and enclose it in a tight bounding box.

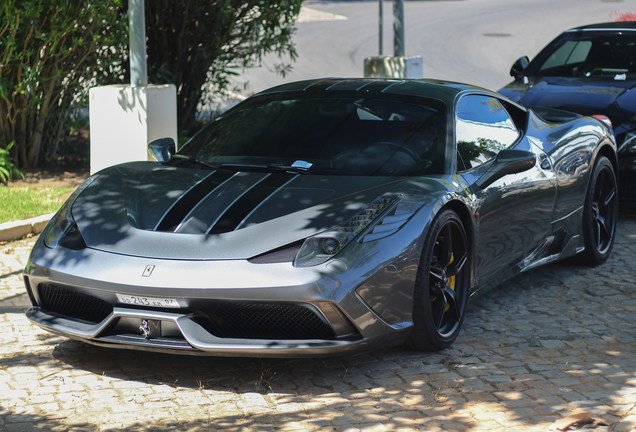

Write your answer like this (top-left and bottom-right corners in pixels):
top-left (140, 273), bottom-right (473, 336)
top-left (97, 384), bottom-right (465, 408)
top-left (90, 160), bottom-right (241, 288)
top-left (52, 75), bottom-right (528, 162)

top-left (363, 56), bottom-right (424, 79)
top-left (89, 84), bottom-right (177, 174)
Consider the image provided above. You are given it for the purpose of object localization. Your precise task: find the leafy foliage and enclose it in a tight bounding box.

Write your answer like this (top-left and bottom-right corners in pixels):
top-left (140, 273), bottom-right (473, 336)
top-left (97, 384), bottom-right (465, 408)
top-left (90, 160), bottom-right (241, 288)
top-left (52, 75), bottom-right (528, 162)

top-left (457, 137), bottom-right (506, 168)
top-left (0, 1), bottom-right (302, 168)
top-left (0, 142), bottom-right (25, 185)
top-left (144, 0), bottom-right (303, 136)
top-left (0, 0), bottom-right (127, 168)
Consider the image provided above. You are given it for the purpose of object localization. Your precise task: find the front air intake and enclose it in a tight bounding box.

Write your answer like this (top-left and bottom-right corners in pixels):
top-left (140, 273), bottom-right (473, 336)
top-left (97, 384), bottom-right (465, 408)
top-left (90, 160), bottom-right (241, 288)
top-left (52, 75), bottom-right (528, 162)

top-left (38, 283), bottom-right (113, 324)
top-left (193, 302), bottom-right (336, 340)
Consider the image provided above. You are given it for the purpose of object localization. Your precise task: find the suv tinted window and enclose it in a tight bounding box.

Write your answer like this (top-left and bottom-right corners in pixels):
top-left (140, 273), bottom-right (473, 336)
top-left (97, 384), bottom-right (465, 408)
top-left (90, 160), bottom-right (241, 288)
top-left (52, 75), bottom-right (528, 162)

top-left (456, 95), bottom-right (520, 171)
top-left (540, 40), bottom-right (592, 73)
top-left (527, 33), bottom-right (636, 79)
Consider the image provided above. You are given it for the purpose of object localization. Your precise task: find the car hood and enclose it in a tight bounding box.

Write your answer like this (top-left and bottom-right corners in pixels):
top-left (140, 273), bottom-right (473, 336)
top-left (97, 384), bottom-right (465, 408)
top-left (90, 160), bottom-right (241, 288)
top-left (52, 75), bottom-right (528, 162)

top-left (500, 76), bottom-right (636, 126)
top-left (70, 162), bottom-right (437, 260)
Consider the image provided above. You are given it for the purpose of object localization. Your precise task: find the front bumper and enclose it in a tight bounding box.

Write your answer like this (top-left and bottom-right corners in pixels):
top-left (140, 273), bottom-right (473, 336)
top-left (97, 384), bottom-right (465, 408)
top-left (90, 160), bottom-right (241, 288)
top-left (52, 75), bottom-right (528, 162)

top-left (23, 236), bottom-right (414, 357)
top-left (25, 306), bottom-right (374, 357)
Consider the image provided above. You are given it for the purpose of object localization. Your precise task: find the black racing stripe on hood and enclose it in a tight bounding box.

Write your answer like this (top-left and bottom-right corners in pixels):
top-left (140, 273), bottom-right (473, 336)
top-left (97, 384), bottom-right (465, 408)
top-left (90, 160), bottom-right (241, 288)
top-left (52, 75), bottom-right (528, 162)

top-left (155, 170), bottom-right (235, 232)
top-left (207, 172), bottom-right (296, 234)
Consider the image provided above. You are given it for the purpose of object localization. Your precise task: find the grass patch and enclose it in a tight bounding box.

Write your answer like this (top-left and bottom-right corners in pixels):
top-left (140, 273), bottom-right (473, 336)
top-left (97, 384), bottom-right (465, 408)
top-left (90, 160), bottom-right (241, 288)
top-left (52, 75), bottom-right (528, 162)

top-left (0, 186), bottom-right (73, 224)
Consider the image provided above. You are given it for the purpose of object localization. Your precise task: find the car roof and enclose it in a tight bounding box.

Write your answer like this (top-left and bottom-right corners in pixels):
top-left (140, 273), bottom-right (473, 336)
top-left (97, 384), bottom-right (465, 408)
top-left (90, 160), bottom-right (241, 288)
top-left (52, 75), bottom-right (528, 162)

top-left (568, 21), bottom-right (636, 32)
top-left (254, 78), bottom-right (490, 105)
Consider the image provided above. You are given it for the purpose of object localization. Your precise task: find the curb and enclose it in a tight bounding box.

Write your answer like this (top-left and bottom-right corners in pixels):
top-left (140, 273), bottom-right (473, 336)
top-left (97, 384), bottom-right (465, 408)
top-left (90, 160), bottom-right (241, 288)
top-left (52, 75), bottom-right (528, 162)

top-left (0, 213), bottom-right (54, 243)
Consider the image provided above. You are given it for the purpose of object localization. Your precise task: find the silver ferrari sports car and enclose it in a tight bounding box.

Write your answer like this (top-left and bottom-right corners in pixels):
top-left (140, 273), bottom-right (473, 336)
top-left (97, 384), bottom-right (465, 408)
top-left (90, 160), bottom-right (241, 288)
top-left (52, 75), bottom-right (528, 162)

top-left (24, 78), bottom-right (618, 357)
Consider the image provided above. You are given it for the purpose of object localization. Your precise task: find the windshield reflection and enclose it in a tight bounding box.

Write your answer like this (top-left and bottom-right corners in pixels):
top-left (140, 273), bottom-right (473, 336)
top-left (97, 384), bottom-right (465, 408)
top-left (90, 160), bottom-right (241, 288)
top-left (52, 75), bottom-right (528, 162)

top-left (178, 96), bottom-right (448, 177)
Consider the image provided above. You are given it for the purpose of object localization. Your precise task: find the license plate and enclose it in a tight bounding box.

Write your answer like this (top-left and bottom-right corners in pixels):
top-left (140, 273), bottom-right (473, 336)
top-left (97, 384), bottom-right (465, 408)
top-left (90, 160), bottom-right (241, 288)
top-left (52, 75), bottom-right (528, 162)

top-left (116, 294), bottom-right (181, 308)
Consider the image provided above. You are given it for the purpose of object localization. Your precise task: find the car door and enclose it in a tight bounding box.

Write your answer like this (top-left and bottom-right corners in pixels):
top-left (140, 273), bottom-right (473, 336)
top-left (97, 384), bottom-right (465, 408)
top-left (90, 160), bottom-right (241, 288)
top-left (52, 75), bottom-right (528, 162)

top-left (455, 94), bottom-right (557, 288)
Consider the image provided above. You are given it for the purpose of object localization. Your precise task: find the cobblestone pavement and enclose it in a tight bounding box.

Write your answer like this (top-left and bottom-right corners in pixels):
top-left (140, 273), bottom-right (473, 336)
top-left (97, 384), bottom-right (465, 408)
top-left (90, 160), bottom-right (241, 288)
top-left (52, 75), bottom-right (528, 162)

top-left (1, 211), bottom-right (635, 432)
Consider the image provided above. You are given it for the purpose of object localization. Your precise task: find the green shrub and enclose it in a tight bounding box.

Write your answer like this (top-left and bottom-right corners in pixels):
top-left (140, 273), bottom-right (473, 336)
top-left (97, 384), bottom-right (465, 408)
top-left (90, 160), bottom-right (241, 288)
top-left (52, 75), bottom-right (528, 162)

top-left (0, 0), bottom-right (303, 168)
top-left (145, 0), bottom-right (304, 136)
top-left (0, 0), bottom-right (127, 169)
top-left (0, 142), bottom-right (24, 185)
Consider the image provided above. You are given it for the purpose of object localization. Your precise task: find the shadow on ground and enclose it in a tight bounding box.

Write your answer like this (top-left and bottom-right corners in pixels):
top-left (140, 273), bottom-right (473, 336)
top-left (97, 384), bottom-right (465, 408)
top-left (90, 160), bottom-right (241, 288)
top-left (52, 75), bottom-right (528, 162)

top-left (2, 211), bottom-right (634, 431)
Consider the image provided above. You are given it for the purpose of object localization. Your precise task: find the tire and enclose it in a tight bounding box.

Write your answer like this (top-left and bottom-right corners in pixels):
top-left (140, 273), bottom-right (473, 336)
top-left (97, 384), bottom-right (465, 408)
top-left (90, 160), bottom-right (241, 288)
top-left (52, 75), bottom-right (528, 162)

top-left (577, 155), bottom-right (618, 266)
top-left (408, 209), bottom-right (470, 351)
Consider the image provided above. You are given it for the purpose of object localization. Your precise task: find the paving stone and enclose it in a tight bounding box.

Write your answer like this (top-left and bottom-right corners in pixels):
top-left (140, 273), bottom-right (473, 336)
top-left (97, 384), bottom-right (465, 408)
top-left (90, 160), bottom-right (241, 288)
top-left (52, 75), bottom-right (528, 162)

top-left (1, 211), bottom-right (635, 431)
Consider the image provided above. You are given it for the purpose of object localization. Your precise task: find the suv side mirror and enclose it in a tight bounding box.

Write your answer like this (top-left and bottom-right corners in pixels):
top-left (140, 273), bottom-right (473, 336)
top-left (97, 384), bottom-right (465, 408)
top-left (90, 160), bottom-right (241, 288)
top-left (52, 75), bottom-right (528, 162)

top-left (510, 56), bottom-right (530, 78)
top-left (148, 138), bottom-right (176, 162)
top-left (474, 149), bottom-right (536, 190)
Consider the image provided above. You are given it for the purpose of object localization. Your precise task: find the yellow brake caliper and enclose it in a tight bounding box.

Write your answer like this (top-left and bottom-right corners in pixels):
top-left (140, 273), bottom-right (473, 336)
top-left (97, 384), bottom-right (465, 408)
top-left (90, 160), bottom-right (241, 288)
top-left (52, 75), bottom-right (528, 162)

top-left (445, 252), bottom-right (455, 312)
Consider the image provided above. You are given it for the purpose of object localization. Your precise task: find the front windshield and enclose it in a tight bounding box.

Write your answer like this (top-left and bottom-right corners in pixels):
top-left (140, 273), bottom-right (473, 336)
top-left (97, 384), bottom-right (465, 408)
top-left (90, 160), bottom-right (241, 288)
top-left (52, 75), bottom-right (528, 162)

top-left (526, 32), bottom-right (636, 80)
top-left (178, 95), bottom-right (447, 176)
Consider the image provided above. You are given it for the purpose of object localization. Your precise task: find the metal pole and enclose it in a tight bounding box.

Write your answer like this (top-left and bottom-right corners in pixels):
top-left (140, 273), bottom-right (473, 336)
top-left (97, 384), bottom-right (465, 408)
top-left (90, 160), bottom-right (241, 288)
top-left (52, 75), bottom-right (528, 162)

top-left (379, 0), bottom-right (383, 56)
top-left (393, 0), bottom-right (405, 57)
top-left (129, 0), bottom-right (148, 86)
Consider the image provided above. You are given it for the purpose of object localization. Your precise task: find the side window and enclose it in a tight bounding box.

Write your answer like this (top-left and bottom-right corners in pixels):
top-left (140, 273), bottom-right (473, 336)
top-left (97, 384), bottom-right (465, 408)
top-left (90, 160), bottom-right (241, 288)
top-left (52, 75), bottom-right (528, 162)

top-left (455, 95), bottom-right (520, 171)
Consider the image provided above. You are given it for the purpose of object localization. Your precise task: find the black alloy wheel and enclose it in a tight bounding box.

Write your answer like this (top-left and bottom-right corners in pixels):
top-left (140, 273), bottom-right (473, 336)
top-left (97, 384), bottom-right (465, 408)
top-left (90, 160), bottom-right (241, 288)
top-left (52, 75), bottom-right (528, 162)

top-left (408, 209), bottom-right (470, 351)
top-left (578, 156), bottom-right (617, 265)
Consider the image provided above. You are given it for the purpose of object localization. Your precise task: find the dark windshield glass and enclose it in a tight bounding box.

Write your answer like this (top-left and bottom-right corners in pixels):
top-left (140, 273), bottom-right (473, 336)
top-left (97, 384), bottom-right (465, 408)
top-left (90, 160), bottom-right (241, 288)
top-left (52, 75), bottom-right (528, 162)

top-left (526, 32), bottom-right (636, 80)
top-left (178, 96), bottom-right (447, 176)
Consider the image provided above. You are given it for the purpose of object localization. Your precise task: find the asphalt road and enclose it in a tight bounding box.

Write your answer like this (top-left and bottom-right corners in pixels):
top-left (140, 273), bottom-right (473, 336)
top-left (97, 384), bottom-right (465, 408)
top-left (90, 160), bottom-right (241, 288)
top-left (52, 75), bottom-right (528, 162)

top-left (236, 0), bottom-right (634, 94)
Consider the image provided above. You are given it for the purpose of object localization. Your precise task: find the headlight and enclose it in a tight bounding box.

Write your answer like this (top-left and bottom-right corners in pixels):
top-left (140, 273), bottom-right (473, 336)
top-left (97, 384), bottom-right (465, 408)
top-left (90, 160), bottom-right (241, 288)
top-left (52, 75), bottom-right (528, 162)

top-left (294, 194), bottom-right (401, 267)
top-left (43, 176), bottom-right (96, 249)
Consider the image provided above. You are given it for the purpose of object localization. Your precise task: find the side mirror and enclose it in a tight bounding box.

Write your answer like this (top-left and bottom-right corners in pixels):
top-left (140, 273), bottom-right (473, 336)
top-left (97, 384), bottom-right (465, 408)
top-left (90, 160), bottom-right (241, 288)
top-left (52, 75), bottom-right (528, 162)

top-left (475, 149), bottom-right (536, 190)
top-left (510, 56), bottom-right (530, 78)
top-left (148, 138), bottom-right (176, 162)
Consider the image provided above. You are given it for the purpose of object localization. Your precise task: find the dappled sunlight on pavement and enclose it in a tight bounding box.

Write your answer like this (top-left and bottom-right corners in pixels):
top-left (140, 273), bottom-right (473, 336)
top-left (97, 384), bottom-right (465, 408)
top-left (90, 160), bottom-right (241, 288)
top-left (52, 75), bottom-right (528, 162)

top-left (1, 211), bottom-right (635, 431)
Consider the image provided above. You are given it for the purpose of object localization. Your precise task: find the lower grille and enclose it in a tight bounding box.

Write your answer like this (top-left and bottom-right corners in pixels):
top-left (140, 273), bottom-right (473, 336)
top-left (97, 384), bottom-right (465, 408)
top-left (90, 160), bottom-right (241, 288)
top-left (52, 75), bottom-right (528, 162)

top-left (38, 283), bottom-right (113, 324)
top-left (193, 302), bottom-right (336, 340)
top-left (35, 285), bottom-right (338, 340)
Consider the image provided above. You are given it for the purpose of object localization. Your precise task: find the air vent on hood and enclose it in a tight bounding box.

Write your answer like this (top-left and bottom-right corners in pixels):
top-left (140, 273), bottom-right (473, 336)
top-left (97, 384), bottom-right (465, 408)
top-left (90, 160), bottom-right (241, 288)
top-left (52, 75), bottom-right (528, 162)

top-left (248, 241), bottom-right (304, 264)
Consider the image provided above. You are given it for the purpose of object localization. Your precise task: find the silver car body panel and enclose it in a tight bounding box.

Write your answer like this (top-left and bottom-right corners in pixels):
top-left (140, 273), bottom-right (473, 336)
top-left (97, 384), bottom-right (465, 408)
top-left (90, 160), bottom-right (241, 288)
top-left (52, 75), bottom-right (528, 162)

top-left (23, 78), bottom-right (617, 356)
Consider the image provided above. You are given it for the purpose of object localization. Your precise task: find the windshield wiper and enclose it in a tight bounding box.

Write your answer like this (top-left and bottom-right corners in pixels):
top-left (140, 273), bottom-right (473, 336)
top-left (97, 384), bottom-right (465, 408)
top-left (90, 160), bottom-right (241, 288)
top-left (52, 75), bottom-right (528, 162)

top-left (267, 160), bottom-right (313, 174)
top-left (216, 160), bottom-right (313, 174)
top-left (169, 156), bottom-right (314, 174)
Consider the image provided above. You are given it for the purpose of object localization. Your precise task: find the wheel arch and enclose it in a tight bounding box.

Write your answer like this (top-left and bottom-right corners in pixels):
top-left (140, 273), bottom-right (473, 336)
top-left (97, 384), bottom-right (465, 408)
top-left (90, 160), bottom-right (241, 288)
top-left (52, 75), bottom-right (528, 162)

top-left (594, 139), bottom-right (618, 177)
top-left (576, 147), bottom-right (618, 266)
top-left (439, 199), bottom-right (477, 292)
